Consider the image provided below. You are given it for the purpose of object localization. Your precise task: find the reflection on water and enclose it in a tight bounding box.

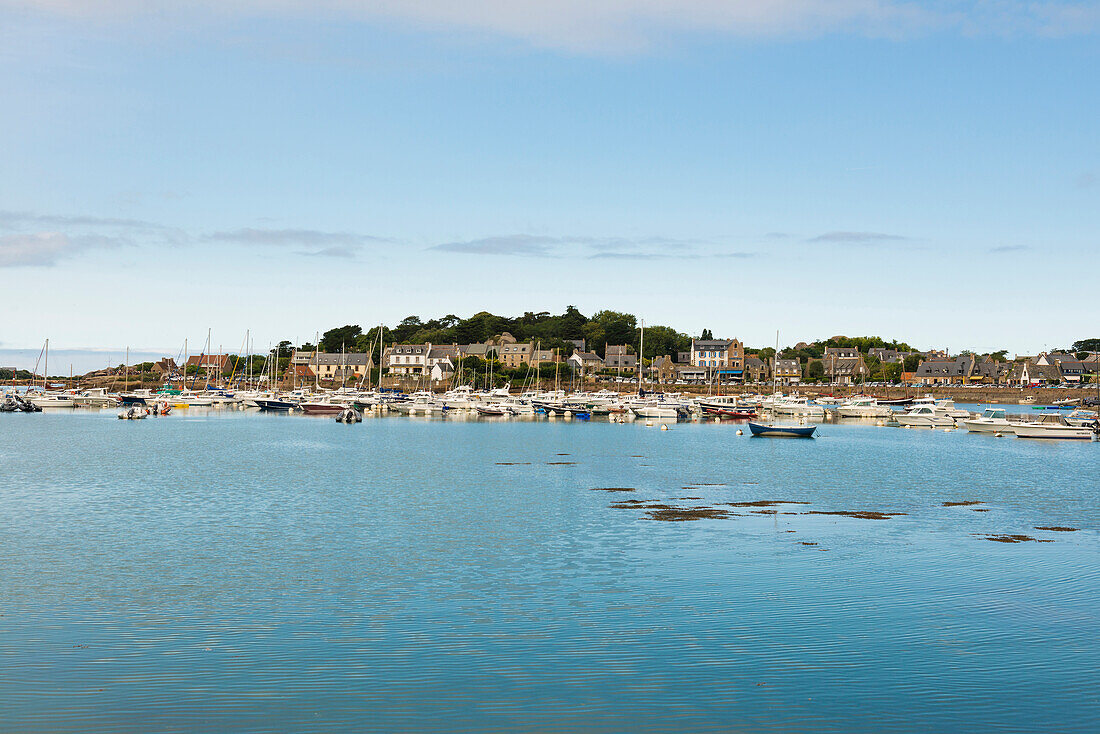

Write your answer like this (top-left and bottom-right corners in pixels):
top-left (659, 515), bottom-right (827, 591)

top-left (1, 410), bottom-right (1098, 732)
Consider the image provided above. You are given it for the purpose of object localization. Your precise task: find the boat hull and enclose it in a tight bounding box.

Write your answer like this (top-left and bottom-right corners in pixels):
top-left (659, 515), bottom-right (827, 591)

top-left (748, 422), bottom-right (816, 438)
top-left (255, 399), bottom-right (296, 411)
top-left (894, 415), bottom-right (955, 428)
top-left (300, 403), bottom-right (346, 414)
top-left (1012, 424), bottom-right (1094, 440)
top-left (962, 420), bottom-right (1015, 434)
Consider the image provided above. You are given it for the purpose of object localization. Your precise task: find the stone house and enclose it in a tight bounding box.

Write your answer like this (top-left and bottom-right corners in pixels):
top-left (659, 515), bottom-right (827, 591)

top-left (604, 345), bottom-right (637, 372)
top-left (774, 359), bottom-right (801, 386)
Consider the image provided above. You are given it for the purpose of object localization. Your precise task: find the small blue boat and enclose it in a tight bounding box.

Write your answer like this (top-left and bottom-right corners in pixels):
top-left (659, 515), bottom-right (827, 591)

top-left (748, 422), bottom-right (817, 438)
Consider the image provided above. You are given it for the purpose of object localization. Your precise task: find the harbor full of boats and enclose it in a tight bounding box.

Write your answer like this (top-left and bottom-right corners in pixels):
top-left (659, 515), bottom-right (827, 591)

top-left (4, 384), bottom-right (1099, 440)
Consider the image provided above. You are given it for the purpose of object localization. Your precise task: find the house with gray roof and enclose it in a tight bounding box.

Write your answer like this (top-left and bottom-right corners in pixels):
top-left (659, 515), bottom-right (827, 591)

top-left (915, 355), bottom-right (975, 385)
top-left (774, 359), bottom-right (801, 385)
top-left (604, 345), bottom-right (637, 372)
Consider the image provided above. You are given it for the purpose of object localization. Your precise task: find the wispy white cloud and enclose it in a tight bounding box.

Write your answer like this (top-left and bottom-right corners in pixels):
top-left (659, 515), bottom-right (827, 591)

top-left (0, 209), bottom-right (156, 230)
top-left (206, 227), bottom-right (393, 259)
top-left (431, 234), bottom-right (559, 256)
top-left (0, 232), bottom-right (125, 267)
top-left (809, 231), bottom-right (910, 244)
top-left (7, 1), bottom-right (1098, 53)
top-left (207, 227), bottom-right (389, 247)
top-left (432, 233), bottom-right (752, 259)
top-left (300, 245), bottom-right (360, 259)
top-left (989, 244), bottom-right (1029, 253)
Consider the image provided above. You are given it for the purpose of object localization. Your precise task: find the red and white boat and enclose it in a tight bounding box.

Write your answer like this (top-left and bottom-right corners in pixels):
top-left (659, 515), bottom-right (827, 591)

top-left (702, 406), bottom-right (757, 419)
top-left (300, 400), bottom-right (348, 415)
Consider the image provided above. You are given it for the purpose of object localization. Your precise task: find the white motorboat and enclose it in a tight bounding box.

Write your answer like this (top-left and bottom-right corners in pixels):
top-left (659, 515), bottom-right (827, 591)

top-left (836, 397), bottom-right (892, 418)
top-left (894, 404), bottom-right (956, 427)
top-left (696, 395), bottom-right (751, 412)
top-left (962, 408), bottom-right (1015, 434)
top-left (1065, 409), bottom-right (1100, 428)
top-left (631, 404), bottom-right (681, 419)
top-left (1012, 413), bottom-right (1096, 440)
top-left (440, 385), bottom-right (478, 410)
top-left (28, 392), bottom-right (76, 409)
top-left (393, 392), bottom-right (446, 415)
top-left (772, 397), bottom-right (826, 418)
top-left (72, 388), bottom-right (119, 408)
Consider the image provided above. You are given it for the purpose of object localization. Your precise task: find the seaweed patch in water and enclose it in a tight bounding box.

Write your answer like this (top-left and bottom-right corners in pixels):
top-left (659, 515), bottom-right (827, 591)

top-left (678, 496), bottom-right (703, 500)
top-left (799, 541), bottom-right (818, 546)
top-left (725, 500), bottom-right (810, 507)
top-left (804, 510), bottom-right (906, 520)
top-left (1035, 526), bottom-right (1078, 532)
top-left (495, 462), bottom-right (532, 465)
top-left (546, 462), bottom-right (577, 465)
top-left (752, 509), bottom-right (778, 515)
top-left (646, 507), bottom-right (733, 522)
top-left (981, 534), bottom-right (1043, 543)
top-left (972, 508), bottom-right (991, 512)
top-left (943, 501), bottom-right (983, 507)
top-left (590, 487), bottom-right (636, 492)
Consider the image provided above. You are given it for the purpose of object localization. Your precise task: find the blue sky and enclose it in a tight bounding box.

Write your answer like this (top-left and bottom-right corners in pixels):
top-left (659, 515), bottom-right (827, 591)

top-left (1, 1), bottom-right (1097, 369)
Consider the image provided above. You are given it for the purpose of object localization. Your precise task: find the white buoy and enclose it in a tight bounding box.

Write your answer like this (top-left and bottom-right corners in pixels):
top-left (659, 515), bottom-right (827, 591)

top-left (943, 427), bottom-right (951, 432)
top-left (736, 429), bottom-right (743, 436)
top-left (994, 432), bottom-right (1003, 437)
top-left (660, 424), bottom-right (669, 431)
top-left (714, 417), bottom-right (720, 424)
top-left (645, 419), bottom-right (653, 427)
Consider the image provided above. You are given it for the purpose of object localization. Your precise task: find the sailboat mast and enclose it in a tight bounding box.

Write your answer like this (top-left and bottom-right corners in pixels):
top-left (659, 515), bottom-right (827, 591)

top-left (772, 330), bottom-right (779, 395)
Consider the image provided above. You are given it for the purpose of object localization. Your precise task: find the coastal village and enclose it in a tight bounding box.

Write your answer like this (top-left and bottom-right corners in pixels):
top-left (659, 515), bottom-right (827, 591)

top-left (19, 332), bottom-right (1099, 392)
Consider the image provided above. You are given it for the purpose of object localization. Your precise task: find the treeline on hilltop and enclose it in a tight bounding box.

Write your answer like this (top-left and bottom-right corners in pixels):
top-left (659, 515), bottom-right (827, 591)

top-left (308, 307), bottom-right (696, 360)
top-left (300, 307), bottom-right (918, 361)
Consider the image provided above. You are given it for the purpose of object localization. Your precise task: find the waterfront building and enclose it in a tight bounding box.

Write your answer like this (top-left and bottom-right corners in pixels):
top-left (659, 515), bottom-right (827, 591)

top-left (292, 351), bottom-right (374, 381)
top-left (689, 338), bottom-right (745, 382)
top-left (568, 350), bottom-right (604, 374)
top-left (604, 345), bottom-right (637, 372)
top-left (184, 354), bottom-right (233, 376)
top-left (386, 344), bottom-right (431, 375)
top-left (915, 355), bottom-right (975, 385)
top-left (499, 342), bottom-right (533, 368)
top-left (774, 358), bottom-right (802, 385)
top-left (744, 356), bottom-right (768, 383)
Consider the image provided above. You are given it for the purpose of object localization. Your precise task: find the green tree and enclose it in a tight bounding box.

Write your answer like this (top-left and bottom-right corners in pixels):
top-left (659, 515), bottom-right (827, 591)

top-left (807, 361), bottom-right (825, 380)
top-left (903, 354), bottom-right (922, 372)
top-left (1071, 338), bottom-right (1100, 352)
top-left (319, 326), bottom-right (362, 352)
top-left (641, 325), bottom-right (691, 360)
top-left (583, 310), bottom-right (637, 356)
top-left (700, 328), bottom-right (713, 340)
top-left (559, 305), bottom-right (588, 339)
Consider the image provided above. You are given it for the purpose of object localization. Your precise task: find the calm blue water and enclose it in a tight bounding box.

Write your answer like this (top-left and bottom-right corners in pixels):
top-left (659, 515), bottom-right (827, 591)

top-left (2, 410), bottom-right (1098, 732)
